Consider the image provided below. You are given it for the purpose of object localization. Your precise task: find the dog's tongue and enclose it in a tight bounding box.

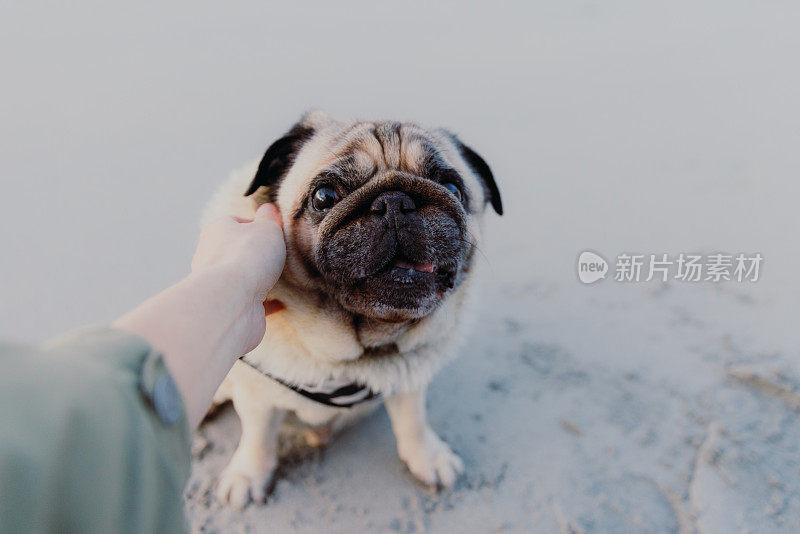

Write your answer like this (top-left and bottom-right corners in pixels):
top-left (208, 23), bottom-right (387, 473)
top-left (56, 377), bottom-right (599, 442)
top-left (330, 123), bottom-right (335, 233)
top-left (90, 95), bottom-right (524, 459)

top-left (394, 259), bottom-right (437, 273)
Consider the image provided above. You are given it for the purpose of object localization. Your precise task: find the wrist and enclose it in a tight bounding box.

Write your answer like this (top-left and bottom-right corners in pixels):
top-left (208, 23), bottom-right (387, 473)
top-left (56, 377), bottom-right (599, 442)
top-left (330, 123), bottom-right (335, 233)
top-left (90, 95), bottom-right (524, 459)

top-left (186, 263), bottom-right (257, 308)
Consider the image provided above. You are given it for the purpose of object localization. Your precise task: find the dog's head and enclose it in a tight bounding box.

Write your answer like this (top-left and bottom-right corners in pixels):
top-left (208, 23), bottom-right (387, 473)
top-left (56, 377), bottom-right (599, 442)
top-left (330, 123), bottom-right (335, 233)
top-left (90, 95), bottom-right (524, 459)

top-left (246, 111), bottom-right (502, 323)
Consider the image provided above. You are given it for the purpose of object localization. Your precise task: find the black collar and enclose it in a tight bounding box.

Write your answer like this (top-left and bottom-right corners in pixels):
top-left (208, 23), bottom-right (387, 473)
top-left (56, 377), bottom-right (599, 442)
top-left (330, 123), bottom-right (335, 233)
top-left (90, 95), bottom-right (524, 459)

top-left (239, 356), bottom-right (380, 408)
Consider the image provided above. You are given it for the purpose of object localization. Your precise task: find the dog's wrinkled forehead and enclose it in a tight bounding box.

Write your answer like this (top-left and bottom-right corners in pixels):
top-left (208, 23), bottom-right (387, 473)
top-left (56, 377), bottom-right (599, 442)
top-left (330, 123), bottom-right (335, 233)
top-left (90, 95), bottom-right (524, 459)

top-left (324, 122), bottom-right (432, 180)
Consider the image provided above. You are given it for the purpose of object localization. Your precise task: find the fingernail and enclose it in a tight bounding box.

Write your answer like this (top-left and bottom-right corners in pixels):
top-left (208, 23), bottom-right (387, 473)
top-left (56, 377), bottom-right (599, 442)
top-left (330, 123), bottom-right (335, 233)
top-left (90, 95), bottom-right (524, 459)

top-left (256, 203), bottom-right (282, 225)
top-left (256, 203), bottom-right (278, 216)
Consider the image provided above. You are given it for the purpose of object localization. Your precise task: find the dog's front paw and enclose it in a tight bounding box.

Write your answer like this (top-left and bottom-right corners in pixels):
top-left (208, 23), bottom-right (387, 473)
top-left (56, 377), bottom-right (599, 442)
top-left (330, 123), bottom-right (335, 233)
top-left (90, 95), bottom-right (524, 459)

top-left (397, 429), bottom-right (463, 489)
top-left (215, 457), bottom-right (277, 509)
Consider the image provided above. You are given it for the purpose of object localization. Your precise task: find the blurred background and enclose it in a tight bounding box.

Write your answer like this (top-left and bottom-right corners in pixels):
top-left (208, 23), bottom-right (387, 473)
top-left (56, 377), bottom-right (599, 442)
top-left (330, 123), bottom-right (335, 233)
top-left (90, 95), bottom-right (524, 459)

top-left (1, 2), bottom-right (799, 532)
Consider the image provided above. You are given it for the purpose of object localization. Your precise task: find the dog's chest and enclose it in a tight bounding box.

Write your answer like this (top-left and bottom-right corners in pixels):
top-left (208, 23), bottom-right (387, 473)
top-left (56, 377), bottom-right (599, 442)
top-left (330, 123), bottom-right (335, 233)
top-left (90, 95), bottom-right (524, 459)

top-left (270, 299), bottom-right (420, 362)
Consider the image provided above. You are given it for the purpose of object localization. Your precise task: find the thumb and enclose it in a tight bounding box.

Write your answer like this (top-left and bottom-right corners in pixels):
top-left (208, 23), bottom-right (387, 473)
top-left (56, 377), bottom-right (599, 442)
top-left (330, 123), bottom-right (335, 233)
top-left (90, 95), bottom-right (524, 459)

top-left (254, 203), bottom-right (283, 228)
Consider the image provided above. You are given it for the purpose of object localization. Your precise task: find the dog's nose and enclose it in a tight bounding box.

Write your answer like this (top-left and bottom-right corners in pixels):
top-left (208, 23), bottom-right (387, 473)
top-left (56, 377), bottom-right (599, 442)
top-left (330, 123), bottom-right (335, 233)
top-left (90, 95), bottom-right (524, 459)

top-left (370, 191), bottom-right (416, 222)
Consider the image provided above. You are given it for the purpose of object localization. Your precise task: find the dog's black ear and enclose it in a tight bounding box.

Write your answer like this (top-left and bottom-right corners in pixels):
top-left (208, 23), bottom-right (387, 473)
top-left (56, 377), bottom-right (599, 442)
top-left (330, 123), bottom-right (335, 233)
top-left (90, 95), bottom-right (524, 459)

top-left (244, 123), bottom-right (316, 198)
top-left (451, 137), bottom-right (503, 215)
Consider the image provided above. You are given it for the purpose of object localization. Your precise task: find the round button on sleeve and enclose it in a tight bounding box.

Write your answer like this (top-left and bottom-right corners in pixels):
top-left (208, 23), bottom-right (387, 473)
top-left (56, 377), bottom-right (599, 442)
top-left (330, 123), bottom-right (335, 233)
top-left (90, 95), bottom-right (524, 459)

top-left (138, 349), bottom-right (186, 427)
top-left (152, 374), bottom-right (183, 425)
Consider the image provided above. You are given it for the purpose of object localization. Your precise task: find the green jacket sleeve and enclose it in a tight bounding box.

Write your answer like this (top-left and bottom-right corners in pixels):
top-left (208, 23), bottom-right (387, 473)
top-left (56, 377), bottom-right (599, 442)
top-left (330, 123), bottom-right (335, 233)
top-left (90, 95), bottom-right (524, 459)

top-left (0, 327), bottom-right (191, 534)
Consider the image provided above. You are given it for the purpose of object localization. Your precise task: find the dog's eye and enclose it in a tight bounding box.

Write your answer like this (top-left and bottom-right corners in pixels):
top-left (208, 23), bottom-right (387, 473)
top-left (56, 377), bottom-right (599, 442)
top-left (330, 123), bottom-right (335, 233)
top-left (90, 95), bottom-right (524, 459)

top-left (442, 182), bottom-right (462, 201)
top-left (311, 186), bottom-right (340, 212)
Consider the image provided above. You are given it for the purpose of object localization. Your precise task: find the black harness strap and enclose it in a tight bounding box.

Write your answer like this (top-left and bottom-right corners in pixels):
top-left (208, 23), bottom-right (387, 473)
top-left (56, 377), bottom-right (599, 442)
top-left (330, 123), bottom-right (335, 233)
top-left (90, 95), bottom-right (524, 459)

top-left (239, 356), bottom-right (380, 408)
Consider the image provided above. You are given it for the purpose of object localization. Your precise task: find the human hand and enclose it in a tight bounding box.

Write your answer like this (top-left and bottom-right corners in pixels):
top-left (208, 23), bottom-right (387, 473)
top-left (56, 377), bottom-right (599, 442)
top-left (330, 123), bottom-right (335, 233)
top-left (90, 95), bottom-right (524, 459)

top-left (189, 203), bottom-right (286, 355)
top-left (191, 203), bottom-right (286, 303)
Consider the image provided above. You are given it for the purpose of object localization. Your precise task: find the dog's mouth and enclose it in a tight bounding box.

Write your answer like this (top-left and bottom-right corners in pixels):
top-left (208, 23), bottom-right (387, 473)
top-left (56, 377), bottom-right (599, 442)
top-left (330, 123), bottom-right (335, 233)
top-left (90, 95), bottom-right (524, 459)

top-left (381, 256), bottom-right (457, 291)
top-left (343, 258), bottom-right (457, 320)
top-left (392, 258), bottom-right (436, 274)
top-left (317, 249), bottom-right (461, 321)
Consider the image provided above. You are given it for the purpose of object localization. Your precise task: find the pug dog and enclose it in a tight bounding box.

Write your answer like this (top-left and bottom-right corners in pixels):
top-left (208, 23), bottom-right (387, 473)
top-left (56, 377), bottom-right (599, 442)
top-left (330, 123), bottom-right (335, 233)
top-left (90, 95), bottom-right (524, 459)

top-left (203, 110), bottom-right (502, 509)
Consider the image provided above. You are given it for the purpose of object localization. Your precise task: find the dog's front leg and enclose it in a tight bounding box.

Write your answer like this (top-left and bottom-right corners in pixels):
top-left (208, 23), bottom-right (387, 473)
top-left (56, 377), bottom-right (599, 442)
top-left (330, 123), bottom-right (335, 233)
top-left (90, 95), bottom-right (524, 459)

top-left (215, 386), bottom-right (286, 509)
top-left (384, 389), bottom-right (463, 488)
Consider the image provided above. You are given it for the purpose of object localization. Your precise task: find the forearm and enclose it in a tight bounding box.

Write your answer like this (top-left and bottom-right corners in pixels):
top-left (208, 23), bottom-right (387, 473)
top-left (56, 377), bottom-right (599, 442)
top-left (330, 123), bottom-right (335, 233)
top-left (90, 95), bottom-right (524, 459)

top-left (114, 266), bottom-right (259, 427)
